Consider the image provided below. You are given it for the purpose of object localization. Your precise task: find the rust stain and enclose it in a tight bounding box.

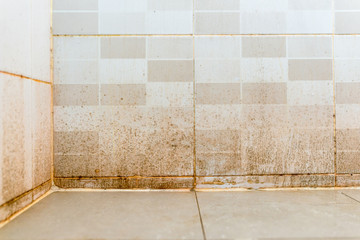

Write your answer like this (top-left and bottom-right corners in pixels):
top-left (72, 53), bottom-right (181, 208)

top-left (0, 71), bottom-right (52, 85)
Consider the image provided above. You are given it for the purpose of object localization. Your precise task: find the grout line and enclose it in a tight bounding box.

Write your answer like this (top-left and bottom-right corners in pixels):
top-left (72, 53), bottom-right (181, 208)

top-left (192, 0), bottom-right (196, 189)
top-left (332, 0), bottom-right (337, 187)
top-left (341, 192), bottom-right (360, 204)
top-left (52, 33), bottom-right (360, 37)
top-left (50, 0), bottom-right (55, 187)
top-left (194, 191), bottom-right (207, 240)
top-left (0, 71), bottom-right (52, 85)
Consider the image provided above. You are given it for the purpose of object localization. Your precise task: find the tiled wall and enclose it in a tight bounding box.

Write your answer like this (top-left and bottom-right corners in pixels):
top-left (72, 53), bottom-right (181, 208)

top-left (0, 0), bottom-right (51, 222)
top-left (53, 0), bottom-right (360, 189)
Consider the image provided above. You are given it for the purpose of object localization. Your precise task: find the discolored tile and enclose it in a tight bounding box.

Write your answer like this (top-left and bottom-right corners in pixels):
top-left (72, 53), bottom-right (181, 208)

top-left (54, 84), bottom-right (99, 106)
top-left (196, 83), bottom-right (241, 105)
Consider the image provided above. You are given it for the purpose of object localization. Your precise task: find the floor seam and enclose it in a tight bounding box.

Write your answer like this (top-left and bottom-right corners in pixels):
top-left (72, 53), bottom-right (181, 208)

top-left (194, 191), bottom-right (207, 240)
top-left (341, 192), bottom-right (360, 204)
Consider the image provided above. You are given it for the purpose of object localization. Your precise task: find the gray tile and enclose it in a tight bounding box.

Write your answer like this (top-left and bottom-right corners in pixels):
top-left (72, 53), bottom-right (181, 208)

top-left (0, 192), bottom-right (203, 240)
top-left (100, 37), bottom-right (146, 59)
top-left (54, 84), bottom-right (99, 106)
top-left (53, 13), bottom-right (98, 35)
top-left (197, 190), bottom-right (360, 239)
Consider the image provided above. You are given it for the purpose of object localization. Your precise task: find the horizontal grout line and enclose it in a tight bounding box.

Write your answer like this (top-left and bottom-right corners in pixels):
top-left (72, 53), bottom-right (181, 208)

top-left (0, 71), bottom-right (52, 85)
top-left (54, 176), bottom-right (194, 180)
top-left (53, 33), bottom-right (360, 37)
top-left (197, 173), bottom-right (336, 177)
top-left (0, 180), bottom-right (52, 208)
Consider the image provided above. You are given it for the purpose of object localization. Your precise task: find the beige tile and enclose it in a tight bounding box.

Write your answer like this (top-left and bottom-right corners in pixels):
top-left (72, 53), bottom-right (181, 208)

top-left (195, 36), bottom-right (241, 59)
top-left (288, 36), bottom-right (332, 58)
top-left (99, 13), bottom-right (146, 34)
top-left (287, 81), bottom-right (333, 105)
top-left (335, 0), bottom-right (360, 10)
top-left (336, 12), bottom-right (360, 34)
top-left (54, 106), bottom-right (100, 132)
top-left (336, 83), bottom-right (360, 104)
top-left (337, 129), bottom-right (360, 151)
top-left (288, 59), bottom-right (332, 81)
top-left (54, 131), bottom-right (99, 155)
top-left (242, 83), bottom-right (287, 104)
top-left (337, 174), bottom-right (360, 187)
top-left (146, 83), bottom-right (193, 107)
top-left (100, 37), bottom-right (146, 59)
top-left (242, 37), bottom-right (286, 58)
top-left (54, 155), bottom-right (100, 177)
top-left (110, 127), bottom-right (194, 176)
top-left (196, 153), bottom-right (241, 176)
top-left (195, 13), bottom-right (240, 34)
top-left (240, 12), bottom-right (287, 34)
top-left (288, 105), bottom-right (333, 128)
top-left (195, 59), bottom-right (241, 83)
top-left (54, 84), bottom-right (98, 106)
top-left (1, 76), bottom-right (28, 203)
top-left (147, 0), bottom-right (192, 11)
top-left (53, 0), bottom-right (98, 10)
top-left (53, 13), bottom-right (98, 35)
top-left (195, 0), bottom-right (240, 10)
top-left (0, 192), bottom-right (202, 239)
top-left (240, 58), bottom-right (288, 83)
top-left (99, 59), bottom-right (146, 84)
top-left (148, 60), bottom-right (193, 82)
top-left (241, 105), bottom-right (288, 129)
top-left (335, 60), bottom-right (360, 83)
top-left (196, 130), bottom-right (241, 153)
top-left (240, 128), bottom-right (289, 174)
top-left (196, 175), bottom-right (335, 189)
top-left (147, 37), bottom-right (193, 59)
top-left (54, 60), bottom-right (98, 84)
top-left (31, 82), bottom-right (51, 187)
top-left (101, 84), bottom-right (146, 106)
top-left (196, 83), bottom-right (241, 105)
top-left (337, 151), bottom-right (360, 174)
top-left (196, 105), bottom-right (242, 130)
top-left (288, 0), bottom-right (332, 10)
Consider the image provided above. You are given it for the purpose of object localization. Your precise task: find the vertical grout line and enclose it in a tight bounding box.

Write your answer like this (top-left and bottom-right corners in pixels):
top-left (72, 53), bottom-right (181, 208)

top-left (332, 0), bottom-right (337, 187)
top-left (50, 0), bottom-right (55, 186)
top-left (192, 0), bottom-right (197, 189)
top-left (194, 191), bottom-right (207, 240)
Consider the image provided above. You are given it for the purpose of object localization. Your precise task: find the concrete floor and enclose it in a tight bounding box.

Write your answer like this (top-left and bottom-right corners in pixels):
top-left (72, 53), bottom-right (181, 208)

top-left (1, 190), bottom-right (360, 239)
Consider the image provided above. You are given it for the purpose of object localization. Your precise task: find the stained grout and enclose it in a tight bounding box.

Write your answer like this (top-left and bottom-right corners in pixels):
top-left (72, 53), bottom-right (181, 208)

top-left (0, 71), bottom-right (52, 85)
top-left (194, 191), bottom-right (207, 240)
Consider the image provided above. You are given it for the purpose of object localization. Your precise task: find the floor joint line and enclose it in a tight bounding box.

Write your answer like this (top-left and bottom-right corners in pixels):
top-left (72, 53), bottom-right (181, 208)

top-left (341, 192), bottom-right (360, 204)
top-left (194, 191), bottom-right (207, 240)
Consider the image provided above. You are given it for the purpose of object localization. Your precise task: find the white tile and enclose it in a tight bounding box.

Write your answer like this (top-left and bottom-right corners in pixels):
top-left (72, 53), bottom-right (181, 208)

top-left (335, 36), bottom-right (360, 59)
top-left (147, 0), bottom-right (192, 11)
top-left (54, 37), bottom-right (98, 60)
top-left (288, 0), bottom-right (332, 10)
top-left (287, 11), bottom-right (332, 34)
top-left (98, 0), bottom-right (147, 12)
top-left (241, 58), bottom-right (288, 83)
top-left (99, 59), bottom-right (146, 84)
top-left (335, 0), bottom-right (360, 10)
top-left (287, 81), bottom-right (333, 105)
top-left (146, 83), bottom-right (193, 107)
top-left (195, 0), bottom-right (240, 11)
top-left (196, 105), bottom-right (242, 130)
top-left (99, 13), bottom-right (146, 34)
top-left (195, 60), bottom-right (241, 83)
top-left (240, 0), bottom-right (288, 11)
top-left (241, 12), bottom-right (287, 34)
top-left (195, 37), bottom-right (241, 59)
top-left (335, 60), bottom-right (360, 83)
top-left (145, 11), bottom-right (193, 34)
top-left (54, 106), bottom-right (101, 131)
top-left (336, 104), bottom-right (360, 129)
top-left (54, 60), bottom-right (98, 84)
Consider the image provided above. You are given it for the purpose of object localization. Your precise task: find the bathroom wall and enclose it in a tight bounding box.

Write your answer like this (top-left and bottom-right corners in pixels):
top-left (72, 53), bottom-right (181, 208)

top-left (0, 0), bottom-right (51, 222)
top-left (53, 0), bottom-right (360, 189)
